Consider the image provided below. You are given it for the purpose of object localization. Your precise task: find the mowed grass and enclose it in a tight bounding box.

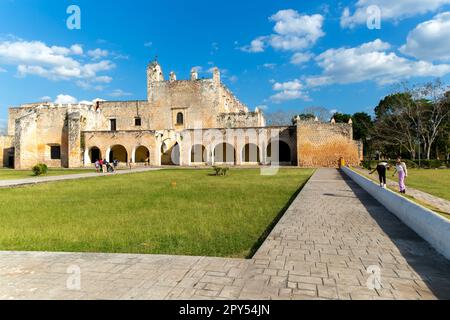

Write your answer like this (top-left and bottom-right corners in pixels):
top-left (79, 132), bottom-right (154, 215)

top-left (0, 168), bottom-right (94, 180)
top-left (402, 169), bottom-right (450, 202)
top-left (363, 168), bottom-right (450, 202)
top-left (0, 168), bottom-right (314, 258)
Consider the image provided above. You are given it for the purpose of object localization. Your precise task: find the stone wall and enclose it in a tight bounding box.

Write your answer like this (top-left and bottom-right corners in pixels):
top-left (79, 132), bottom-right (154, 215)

top-left (217, 111), bottom-right (264, 128)
top-left (296, 120), bottom-right (360, 168)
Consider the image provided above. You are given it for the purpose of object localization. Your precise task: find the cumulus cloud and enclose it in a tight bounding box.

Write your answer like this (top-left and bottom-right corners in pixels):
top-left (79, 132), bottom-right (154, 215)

top-left (400, 12), bottom-right (450, 62)
top-left (54, 94), bottom-right (78, 104)
top-left (305, 39), bottom-right (450, 87)
top-left (87, 48), bottom-right (109, 60)
top-left (0, 40), bottom-right (115, 88)
top-left (341, 0), bottom-right (450, 28)
top-left (270, 79), bottom-right (310, 103)
top-left (290, 52), bottom-right (313, 65)
top-left (241, 9), bottom-right (325, 53)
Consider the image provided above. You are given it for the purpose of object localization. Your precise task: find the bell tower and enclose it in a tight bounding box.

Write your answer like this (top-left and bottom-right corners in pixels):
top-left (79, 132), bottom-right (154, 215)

top-left (147, 59), bottom-right (165, 101)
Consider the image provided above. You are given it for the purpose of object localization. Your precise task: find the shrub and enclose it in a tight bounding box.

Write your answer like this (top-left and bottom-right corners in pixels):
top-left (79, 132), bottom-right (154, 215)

top-left (32, 163), bottom-right (48, 176)
top-left (213, 166), bottom-right (229, 176)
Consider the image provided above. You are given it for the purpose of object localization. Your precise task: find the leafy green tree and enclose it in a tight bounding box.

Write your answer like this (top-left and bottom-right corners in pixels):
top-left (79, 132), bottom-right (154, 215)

top-left (352, 112), bottom-right (373, 141)
top-left (332, 113), bottom-right (352, 123)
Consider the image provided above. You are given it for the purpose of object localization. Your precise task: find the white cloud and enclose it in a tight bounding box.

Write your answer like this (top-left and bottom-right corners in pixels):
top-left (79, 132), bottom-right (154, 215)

top-left (0, 40), bottom-right (115, 85)
top-left (290, 52), bottom-right (313, 65)
top-left (262, 63), bottom-right (277, 69)
top-left (341, 0), bottom-right (450, 28)
top-left (70, 44), bottom-right (83, 55)
top-left (54, 94), bottom-right (77, 104)
top-left (241, 9), bottom-right (325, 52)
top-left (241, 36), bottom-right (266, 53)
top-left (400, 12), bottom-right (450, 62)
top-left (109, 89), bottom-right (132, 98)
top-left (87, 48), bottom-right (108, 60)
top-left (305, 39), bottom-right (450, 86)
top-left (270, 79), bottom-right (310, 103)
top-left (40, 96), bottom-right (52, 101)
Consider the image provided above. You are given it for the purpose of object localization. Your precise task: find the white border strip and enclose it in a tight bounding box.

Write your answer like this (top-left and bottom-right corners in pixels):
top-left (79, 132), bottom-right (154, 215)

top-left (342, 166), bottom-right (450, 260)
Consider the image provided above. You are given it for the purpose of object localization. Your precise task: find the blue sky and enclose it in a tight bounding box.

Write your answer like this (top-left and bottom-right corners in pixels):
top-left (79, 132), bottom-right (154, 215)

top-left (1, 0), bottom-right (450, 126)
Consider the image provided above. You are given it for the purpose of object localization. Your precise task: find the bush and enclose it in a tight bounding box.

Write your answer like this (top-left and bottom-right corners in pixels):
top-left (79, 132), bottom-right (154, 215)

top-left (32, 163), bottom-right (48, 176)
top-left (213, 166), bottom-right (229, 176)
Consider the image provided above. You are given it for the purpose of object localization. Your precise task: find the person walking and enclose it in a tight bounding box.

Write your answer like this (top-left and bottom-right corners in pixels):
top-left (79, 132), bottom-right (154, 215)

top-left (369, 161), bottom-right (390, 188)
top-left (94, 160), bottom-right (100, 173)
top-left (392, 157), bottom-right (408, 193)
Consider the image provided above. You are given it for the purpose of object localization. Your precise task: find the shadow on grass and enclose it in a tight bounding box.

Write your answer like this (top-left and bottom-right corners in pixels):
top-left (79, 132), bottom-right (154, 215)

top-left (337, 169), bottom-right (450, 299)
top-left (245, 172), bottom-right (314, 259)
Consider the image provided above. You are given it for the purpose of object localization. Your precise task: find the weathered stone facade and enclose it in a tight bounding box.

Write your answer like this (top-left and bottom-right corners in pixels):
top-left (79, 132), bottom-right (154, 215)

top-left (0, 60), bottom-right (361, 169)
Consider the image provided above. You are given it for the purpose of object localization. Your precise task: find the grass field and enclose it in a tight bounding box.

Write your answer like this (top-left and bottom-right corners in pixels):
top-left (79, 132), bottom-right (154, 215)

top-left (0, 168), bottom-right (314, 258)
top-left (0, 168), bottom-right (93, 180)
top-left (364, 168), bottom-right (450, 202)
top-left (400, 169), bottom-right (450, 202)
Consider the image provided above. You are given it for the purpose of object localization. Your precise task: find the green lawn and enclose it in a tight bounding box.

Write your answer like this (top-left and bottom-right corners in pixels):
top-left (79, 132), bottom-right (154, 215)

top-left (402, 169), bottom-right (450, 202)
top-left (0, 168), bottom-right (314, 258)
top-left (363, 168), bottom-right (450, 202)
top-left (0, 168), bottom-right (94, 180)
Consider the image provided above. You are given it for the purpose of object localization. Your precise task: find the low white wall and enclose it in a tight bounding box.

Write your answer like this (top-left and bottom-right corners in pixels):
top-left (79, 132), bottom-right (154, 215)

top-left (342, 166), bottom-right (450, 261)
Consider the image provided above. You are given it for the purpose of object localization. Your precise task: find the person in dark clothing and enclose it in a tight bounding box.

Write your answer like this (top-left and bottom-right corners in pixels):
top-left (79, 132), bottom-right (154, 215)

top-left (369, 161), bottom-right (390, 188)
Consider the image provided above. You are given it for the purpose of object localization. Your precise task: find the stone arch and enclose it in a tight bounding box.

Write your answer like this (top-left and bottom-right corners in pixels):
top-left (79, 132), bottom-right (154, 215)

top-left (242, 143), bottom-right (261, 163)
top-left (134, 146), bottom-right (150, 163)
top-left (214, 143), bottom-right (236, 164)
top-left (109, 145), bottom-right (128, 163)
top-left (88, 146), bottom-right (102, 164)
top-left (267, 140), bottom-right (291, 164)
top-left (161, 141), bottom-right (180, 165)
top-left (191, 144), bottom-right (207, 163)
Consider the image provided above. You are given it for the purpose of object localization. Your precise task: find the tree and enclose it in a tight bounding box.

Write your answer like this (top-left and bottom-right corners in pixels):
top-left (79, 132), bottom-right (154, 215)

top-left (292, 113), bottom-right (316, 123)
top-left (352, 112), bottom-right (373, 141)
top-left (332, 113), bottom-right (352, 123)
top-left (302, 106), bottom-right (332, 122)
top-left (372, 92), bottom-right (418, 159)
top-left (412, 81), bottom-right (450, 160)
top-left (372, 81), bottom-right (450, 160)
top-left (265, 110), bottom-right (295, 126)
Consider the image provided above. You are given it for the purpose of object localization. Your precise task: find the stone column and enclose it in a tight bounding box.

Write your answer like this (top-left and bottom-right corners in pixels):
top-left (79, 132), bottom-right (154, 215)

top-left (14, 111), bottom-right (38, 169)
top-left (68, 111), bottom-right (82, 168)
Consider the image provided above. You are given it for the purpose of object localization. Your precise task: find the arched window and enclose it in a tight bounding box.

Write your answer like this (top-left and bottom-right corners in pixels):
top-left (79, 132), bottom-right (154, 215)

top-left (176, 112), bottom-right (184, 125)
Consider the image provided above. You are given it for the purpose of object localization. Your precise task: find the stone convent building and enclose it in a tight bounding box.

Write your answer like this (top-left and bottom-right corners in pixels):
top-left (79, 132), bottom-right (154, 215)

top-left (0, 60), bottom-right (362, 169)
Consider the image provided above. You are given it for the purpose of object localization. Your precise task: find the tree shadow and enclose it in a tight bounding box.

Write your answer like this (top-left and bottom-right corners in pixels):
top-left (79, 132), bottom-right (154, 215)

top-left (336, 169), bottom-right (450, 299)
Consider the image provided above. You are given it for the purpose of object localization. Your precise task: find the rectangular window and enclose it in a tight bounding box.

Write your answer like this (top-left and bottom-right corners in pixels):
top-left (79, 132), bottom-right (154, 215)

top-left (135, 117), bottom-right (141, 126)
top-left (50, 146), bottom-right (61, 160)
top-left (110, 119), bottom-right (117, 131)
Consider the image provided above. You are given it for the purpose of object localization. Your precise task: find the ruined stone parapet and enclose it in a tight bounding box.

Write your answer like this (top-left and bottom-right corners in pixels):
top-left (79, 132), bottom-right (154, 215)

top-left (296, 120), bottom-right (359, 168)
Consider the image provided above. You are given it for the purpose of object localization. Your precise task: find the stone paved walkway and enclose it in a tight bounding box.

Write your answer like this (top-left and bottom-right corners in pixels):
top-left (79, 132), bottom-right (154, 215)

top-left (0, 167), bottom-right (161, 188)
top-left (1, 169), bottom-right (450, 300)
top-left (356, 168), bottom-right (450, 214)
